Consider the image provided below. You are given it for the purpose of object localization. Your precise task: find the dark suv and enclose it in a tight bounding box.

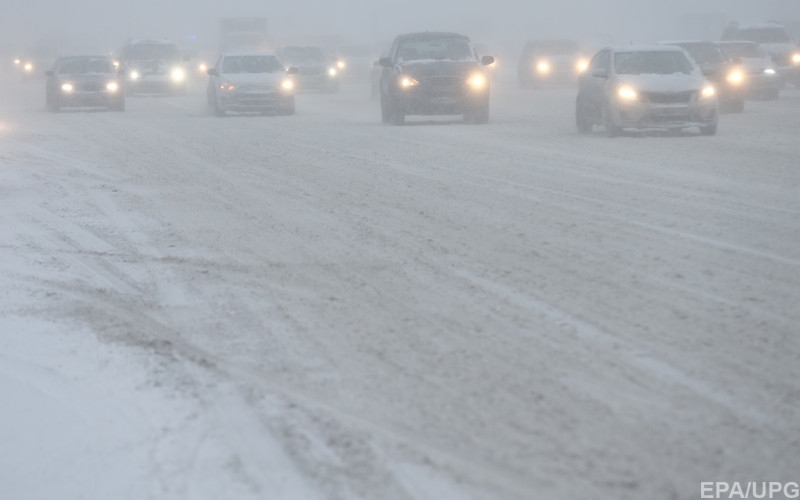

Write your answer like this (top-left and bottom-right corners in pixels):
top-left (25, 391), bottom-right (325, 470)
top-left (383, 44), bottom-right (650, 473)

top-left (378, 32), bottom-right (494, 125)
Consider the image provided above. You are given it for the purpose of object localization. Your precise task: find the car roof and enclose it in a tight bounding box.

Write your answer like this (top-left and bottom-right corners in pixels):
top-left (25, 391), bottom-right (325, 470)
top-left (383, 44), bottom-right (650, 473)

top-left (125, 38), bottom-right (178, 46)
top-left (726, 21), bottom-right (788, 30)
top-left (658, 40), bottom-right (715, 46)
top-left (222, 52), bottom-right (278, 57)
top-left (55, 55), bottom-right (111, 61)
top-left (609, 45), bottom-right (686, 53)
top-left (398, 32), bottom-right (471, 41)
top-left (715, 40), bottom-right (759, 45)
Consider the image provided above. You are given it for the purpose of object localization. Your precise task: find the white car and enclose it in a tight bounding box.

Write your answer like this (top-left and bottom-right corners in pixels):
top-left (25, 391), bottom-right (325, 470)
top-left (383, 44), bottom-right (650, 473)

top-left (576, 45), bottom-right (719, 136)
top-left (206, 53), bottom-right (297, 116)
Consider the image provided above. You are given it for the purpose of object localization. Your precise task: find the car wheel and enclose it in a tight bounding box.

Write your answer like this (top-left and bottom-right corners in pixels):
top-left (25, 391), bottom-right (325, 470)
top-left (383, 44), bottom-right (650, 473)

top-left (390, 107), bottom-right (405, 125)
top-left (47, 95), bottom-right (61, 113)
top-left (380, 94), bottom-right (391, 123)
top-left (467, 100), bottom-right (490, 124)
top-left (212, 93), bottom-right (226, 117)
top-left (699, 123), bottom-right (717, 136)
top-left (281, 97), bottom-right (296, 115)
top-left (603, 103), bottom-right (620, 138)
top-left (575, 97), bottom-right (592, 134)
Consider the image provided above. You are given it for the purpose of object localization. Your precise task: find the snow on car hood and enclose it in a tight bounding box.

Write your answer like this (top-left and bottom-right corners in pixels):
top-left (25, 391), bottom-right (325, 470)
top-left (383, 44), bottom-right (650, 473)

top-left (220, 72), bottom-right (288, 86)
top-left (397, 60), bottom-right (482, 80)
top-left (615, 73), bottom-right (708, 93)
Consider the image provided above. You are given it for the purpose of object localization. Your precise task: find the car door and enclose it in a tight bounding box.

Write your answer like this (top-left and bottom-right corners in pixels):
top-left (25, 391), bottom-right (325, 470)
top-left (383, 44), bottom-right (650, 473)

top-left (580, 49), bottom-right (611, 118)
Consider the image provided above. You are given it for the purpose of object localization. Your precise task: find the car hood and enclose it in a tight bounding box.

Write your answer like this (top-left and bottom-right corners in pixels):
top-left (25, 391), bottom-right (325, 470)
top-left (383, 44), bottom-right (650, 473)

top-left (56, 73), bottom-right (117, 83)
top-left (759, 42), bottom-right (796, 57)
top-left (219, 72), bottom-right (287, 86)
top-left (615, 73), bottom-right (708, 92)
top-left (396, 60), bottom-right (482, 79)
top-left (736, 57), bottom-right (776, 71)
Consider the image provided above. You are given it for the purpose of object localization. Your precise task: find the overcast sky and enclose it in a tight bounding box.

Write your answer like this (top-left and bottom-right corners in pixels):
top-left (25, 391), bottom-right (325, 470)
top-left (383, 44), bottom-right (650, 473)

top-left (2, 0), bottom-right (799, 55)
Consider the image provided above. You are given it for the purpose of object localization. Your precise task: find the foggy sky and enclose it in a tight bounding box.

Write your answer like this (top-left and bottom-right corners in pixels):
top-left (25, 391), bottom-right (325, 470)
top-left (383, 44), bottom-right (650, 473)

top-left (2, 0), bottom-right (799, 55)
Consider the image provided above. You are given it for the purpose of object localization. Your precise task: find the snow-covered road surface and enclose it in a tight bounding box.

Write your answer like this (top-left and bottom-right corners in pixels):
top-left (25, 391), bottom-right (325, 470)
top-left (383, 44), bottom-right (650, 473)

top-left (1, 74), bottom-right (798, 499)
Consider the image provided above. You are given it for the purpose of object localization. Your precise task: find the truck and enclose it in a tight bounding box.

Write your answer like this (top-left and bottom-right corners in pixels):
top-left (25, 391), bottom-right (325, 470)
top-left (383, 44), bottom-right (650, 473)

top-left (218, 17), bottom-right (270, 53)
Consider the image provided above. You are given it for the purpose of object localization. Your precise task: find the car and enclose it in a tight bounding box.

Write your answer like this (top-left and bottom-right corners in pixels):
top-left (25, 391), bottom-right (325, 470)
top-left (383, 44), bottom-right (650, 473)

top-left (721, 22), bottom-right (800, 87)
top-left (715, 41), bottom-right (782, 100)
top-left (517, 39), bottom-right (589, 88)
top-left (660, 41), bottom-right (745, 112)
top-left (45, 56), bottom-right (124, 112)
top-left (335, 43), bottom-right (375, 82)
top-left (206, 52), bottom-right (296, 116)
top-left (117, 39), bottom-right (188, 95)
top-left (378, 31), bottom-right (494, 125)
top-left (575, 45), bottom-right (719, 137)
top-left (16, 44), bottom-right (61, 81)
top-left (275, 45), bottom-right (340, 92)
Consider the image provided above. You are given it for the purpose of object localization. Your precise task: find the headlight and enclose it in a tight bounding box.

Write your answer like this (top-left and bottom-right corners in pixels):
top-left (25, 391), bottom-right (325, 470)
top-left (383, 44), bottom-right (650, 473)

top-left (399, 76), bottom-right (419, 88)
top-left (24, 62), bottom-right (33, 72)
top-left (576, 59), bottom-right (589, 73)
top-left (106, 81), bottom-right (119, 92)
top-left (280, 78), bottom-right (294, 91)
top-left (61, 83), bottom-right (74, 92)
top-left (336, 60), bottom-right (346, 70)
top-left (726, 70), bottom-right (743, 84)
top-left (792, 53), bottom-right (800, 65)
top-left (13, 58), bottom-right (20, 65)
top-left (536, 61), bottom-right (550, 74)
top-left (466, 73), bottom-right (487, 89)
top-left (129, 70), bottom-right (140, 80)
top-left (112, 60), bottom-right (120, 69)
top-left (700, 85), bottom-right (716, 99)
top-left (764, 68), bottom-right (777, 75)
top-left (327, 67), bottom-right (338, 77)
top-left (219, 81), bottom-right (235, 91)
top-left (170, 68), bottom-right (185, 82)
top-left (617, 86), bottom-right (638, 101)
top-left (198, 63), bottom-right (207, 72)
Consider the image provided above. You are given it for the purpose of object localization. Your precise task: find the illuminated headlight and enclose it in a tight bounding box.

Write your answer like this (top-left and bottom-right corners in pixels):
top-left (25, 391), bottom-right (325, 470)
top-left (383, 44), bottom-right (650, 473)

top-left (327, 67), bottom-right (338, 77)
top-left (280, 78), bottom-right (294, 91)
top-left (336, 60), bottom-right (346, 70)
top-left (792, 53), bottom-right (800, 65)
top-left (466, 73), bottom-right (487, 89)
top-left (129, 70), bottom-right (140, 80)
top-left (576, 59), bottom-right (589, 73)
top-left (14, 58), bottom-right (21, 65)
top-left (399, 76), bottom-right (419, 88)
top-left (106, 81), bottom-right (119, 92)
top-left (700, 85), bottom-right (716, 99)
top-left (536, 61), bottom-right (550, 74)
top-left (219, 81), bottom-right (235, 91)
top-left (617, 86), bottom-right (638, 101)
top-left (170, 68), bottom-right (185, 82)
top-left (61, 83), bottom-right (74, 92)
top-left (726, 70), bottom-right (743, 84)
top-left (198, 62), bottom-right (207, 72)
top-left (112, 60), bottom-right (120, 69)
top-left (24, 62), bottom-right (33, 72)
top-left (764, 68), bottom-right (777, 75)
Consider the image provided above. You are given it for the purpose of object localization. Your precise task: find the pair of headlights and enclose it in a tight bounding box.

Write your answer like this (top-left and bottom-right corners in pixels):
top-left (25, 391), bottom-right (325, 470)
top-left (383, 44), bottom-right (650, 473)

top-left (128, 68), bottom-right (186, 82)
top-left (398, 73), bottom-right (488, 89)
top-left (534, 59), bottom-right (589, 74)
top-left (219, 79), bottom-right (294, 92)
top-left (616, 85), bottom-right (716, 101)
top-left (61, 82), bottom-right (119, 92)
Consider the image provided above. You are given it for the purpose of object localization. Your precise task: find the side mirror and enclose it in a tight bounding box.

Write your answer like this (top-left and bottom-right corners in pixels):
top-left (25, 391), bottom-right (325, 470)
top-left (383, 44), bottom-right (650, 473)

top-left (45, 70), bottom-right (54, 77)
top-left (379, 57), bottom-right (392, 67)
top-left (481, 55), bottom-right (495, 66)
top-left (286, 67), bottom-right (298, 75)
top-left (591, 68), bottom-right (608, 78)
top-left (206, 68), bottom-right (218, 76)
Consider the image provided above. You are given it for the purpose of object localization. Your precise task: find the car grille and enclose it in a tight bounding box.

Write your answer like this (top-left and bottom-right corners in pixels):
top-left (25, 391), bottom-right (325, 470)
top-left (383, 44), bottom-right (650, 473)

top-left (298, 67), bottom-right (324, 76)
top-left (639, 91), bottom-right (695, 104)
top-left (78, 82), bottom-right (105, 91)
top-left (771, 53), bottom-right (791, 66)
top-left (420, 76), bottom-right (464, 93)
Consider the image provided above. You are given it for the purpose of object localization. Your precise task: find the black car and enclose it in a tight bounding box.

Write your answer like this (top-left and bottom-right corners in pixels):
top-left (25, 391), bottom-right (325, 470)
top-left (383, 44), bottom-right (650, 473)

top-left (661, 41), bottom-right (745, 112)
top-left (378, 32), bottom-right (494, 125)
top-left (275, 45), bottom-right (340, 92)
top-left (45, 56), bottom-right (125, 112)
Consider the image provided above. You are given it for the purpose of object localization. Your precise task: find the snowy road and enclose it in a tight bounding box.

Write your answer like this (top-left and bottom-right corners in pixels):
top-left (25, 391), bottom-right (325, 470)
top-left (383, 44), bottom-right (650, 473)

top-left (1, 74), bottom-right (799, 499)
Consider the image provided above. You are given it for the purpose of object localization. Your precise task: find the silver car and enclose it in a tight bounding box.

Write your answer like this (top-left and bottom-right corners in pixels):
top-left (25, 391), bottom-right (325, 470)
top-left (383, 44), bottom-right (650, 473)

top-left (576, 45), bottom-right (719, 137)
top-left (206, 53), bottom-right (297, 116)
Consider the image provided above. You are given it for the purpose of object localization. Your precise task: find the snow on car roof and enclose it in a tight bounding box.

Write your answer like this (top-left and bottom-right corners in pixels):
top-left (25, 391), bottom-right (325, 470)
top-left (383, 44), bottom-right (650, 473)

top-left (610, 45), bottom-right (685, 53)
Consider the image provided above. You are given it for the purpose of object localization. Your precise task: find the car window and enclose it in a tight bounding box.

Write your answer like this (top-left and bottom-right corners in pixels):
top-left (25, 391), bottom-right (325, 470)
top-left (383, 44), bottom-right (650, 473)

top-left (614, 51), bottom-right (695, 75)
top-left (124, 43), bottom-right (180, 62)
top-left (680, 44), bottom-right (727, 64)
top-left (397, 38), bottom-right (474, 62)
top-left (718, 43), bottom-right (768, 59)
top-left (280, 47), bottom-right (327, 64)
top-left (722, 26), bottom-right (791, 44)
top-left (222, 55), bottom-right (283, 73)
top-left (589, 50), bottom-right (610, 72)
top-left (57, 58), bottom-right (112, 74)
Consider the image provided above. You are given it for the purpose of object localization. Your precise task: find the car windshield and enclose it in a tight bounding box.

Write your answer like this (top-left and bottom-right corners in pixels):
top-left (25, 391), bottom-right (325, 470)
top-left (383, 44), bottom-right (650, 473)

top-left (56, 57), bottom-right (113, 74)
top-left (723, 27), bottom-right (791, 43)
top-left (124, 43), bottom-right (181, 61)
top-left (280, 47), bottom-right (327, 64)
top-left (614, 51), bottom-right (695, 75)
top-left (222, 55), bottom-right (284, 73)
top-left (525, 40), bottom-right (580, 56)
top-left (398, 37), bottom-right (474, 61)
top-left (718, 43), bottom-right (768, 59)
top-left (679, 44), bottom-right (727, 64)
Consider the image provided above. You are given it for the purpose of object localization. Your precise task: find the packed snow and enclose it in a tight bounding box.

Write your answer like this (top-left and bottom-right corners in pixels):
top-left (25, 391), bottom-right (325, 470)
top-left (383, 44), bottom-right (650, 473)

top-left (1, 69), bottom-right (799, 500)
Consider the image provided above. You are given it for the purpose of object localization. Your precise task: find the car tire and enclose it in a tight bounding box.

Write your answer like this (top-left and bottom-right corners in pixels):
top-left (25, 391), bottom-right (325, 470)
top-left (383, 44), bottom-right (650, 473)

top-left (603, 103), bottom-right (620, 138)
top-left (47, 95), bottom-right (61, 113)
top-left (467, 99), bottom-right (490, 124)
top-left (700, 123), bottom-right (717, 136)
top-left (212, 94), bottom-right (226, 117)
top-left (380, 94), bottom-right (391, 123)
top-left (281, 97), bottom-right (296, 115)
top-left (575, 97), bottom-right (592, 134)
